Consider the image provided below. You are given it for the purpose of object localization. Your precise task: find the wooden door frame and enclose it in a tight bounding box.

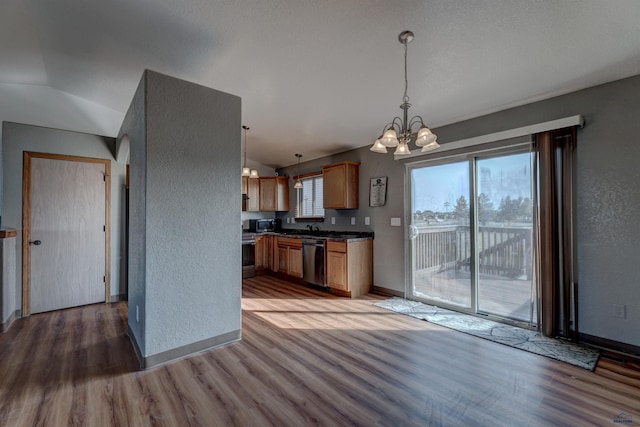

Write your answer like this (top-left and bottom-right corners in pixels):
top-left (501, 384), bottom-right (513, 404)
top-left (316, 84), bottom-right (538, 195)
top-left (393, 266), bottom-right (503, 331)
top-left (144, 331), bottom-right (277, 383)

top-left (22, 152), bottom-right (111, 316)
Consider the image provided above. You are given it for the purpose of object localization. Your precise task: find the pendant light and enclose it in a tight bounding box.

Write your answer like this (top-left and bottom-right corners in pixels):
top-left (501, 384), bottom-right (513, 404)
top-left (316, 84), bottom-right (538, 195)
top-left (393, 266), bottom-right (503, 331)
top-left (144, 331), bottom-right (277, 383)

top-left (370, 30), bottom-right (439, 156)
top-left (293, 154), bottom-right (303, 189)
top-left (241, 125), bottom-right (259, 178)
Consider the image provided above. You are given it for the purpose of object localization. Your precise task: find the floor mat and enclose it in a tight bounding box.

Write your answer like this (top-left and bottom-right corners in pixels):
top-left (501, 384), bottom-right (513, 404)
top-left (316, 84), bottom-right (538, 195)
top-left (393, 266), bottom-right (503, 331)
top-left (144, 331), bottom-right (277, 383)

top-left (374, 297), bottom-right (599, 371)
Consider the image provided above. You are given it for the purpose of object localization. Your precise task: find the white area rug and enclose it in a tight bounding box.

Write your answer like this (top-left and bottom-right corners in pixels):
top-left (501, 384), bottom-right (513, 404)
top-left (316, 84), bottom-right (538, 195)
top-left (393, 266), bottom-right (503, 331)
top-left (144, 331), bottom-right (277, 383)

top-left (374, 297), bottom-right (600, 371)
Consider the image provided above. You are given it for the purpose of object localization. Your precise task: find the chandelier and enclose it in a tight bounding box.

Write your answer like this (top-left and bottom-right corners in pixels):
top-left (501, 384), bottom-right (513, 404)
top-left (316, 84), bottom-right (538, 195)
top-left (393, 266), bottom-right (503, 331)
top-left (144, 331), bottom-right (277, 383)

top-left (241, 125), bottom-right (259, 178)
top-left (370, 31), bottom-right (439, 155)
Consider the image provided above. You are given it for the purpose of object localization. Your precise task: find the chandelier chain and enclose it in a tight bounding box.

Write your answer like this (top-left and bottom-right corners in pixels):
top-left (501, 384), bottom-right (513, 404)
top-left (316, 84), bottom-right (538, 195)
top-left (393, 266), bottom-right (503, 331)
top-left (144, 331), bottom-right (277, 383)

top-left (403, 40), bottom-right (409, 104)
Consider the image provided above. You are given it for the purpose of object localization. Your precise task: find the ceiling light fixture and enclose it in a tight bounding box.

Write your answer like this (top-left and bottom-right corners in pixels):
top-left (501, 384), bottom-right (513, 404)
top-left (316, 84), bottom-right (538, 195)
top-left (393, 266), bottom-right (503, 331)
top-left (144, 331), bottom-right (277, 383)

top-left (293, 154), bottom-right (303, 189)
top-left (241, 125), bottom-right (259, 178)
top-left (370, 31), bottom-right (439, 156)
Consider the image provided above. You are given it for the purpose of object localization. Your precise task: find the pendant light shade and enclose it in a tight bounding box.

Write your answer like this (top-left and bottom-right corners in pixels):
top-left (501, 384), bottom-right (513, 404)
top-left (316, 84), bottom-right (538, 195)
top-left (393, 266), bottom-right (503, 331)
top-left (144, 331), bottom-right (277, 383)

top-left (241, 125), bottom-right (259, 178)
top-left (293, 154), bottom-right (303, 189)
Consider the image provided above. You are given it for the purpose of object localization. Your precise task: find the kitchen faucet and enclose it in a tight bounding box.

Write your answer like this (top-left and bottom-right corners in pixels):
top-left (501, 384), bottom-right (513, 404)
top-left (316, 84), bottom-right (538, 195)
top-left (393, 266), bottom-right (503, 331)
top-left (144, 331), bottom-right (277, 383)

top-left (306, 224), bottom-right (320, 234)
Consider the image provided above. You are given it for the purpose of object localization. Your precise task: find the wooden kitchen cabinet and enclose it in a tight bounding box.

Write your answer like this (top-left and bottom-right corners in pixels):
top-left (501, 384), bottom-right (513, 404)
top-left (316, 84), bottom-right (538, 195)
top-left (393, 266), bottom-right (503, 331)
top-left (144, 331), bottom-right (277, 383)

top-left (288, 246), bottom-right (303, 278)
top-left (276, 237), bottom-right (303, 278)
top-left (242, 176), bottom-right (260, 211)
top-left (255, 235), bottom-right (272, 272)
top-left (322, 161), bottom-right (359, 209)
top-left (326, 249), bottom-right (347, 291)
top-left (326, 239), bottom-right (372, 297)
top-left (259, 177), bottom-right (289, 212)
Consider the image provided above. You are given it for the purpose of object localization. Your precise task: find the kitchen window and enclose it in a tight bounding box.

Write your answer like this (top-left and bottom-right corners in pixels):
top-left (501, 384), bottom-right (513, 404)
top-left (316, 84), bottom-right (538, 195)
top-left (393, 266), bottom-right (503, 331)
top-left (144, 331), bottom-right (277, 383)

top-left (295, 174), bottom-right (324, 219)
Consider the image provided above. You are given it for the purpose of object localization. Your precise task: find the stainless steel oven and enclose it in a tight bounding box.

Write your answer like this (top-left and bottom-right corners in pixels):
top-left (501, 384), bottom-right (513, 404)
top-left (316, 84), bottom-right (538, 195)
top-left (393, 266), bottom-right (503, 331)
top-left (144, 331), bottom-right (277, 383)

top-left (242, 236), bottom-right (256, 278)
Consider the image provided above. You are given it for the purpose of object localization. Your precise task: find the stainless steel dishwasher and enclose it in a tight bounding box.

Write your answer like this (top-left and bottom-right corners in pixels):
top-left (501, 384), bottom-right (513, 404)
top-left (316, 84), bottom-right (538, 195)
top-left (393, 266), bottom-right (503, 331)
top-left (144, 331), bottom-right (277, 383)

top-left (302, 239), bottom-right (326, 286)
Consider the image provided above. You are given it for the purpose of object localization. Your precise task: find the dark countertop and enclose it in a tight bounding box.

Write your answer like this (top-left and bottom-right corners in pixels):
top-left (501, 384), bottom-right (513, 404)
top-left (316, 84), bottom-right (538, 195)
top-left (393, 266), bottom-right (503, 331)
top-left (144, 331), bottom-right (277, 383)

top-left (242, 229), bottom-right (374, 243)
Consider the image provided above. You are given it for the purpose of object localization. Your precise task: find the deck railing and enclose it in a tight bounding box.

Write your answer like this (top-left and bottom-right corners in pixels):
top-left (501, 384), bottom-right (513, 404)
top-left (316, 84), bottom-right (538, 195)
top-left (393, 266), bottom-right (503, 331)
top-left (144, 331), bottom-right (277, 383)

top-left (413, 224), bottom-right (532, 279)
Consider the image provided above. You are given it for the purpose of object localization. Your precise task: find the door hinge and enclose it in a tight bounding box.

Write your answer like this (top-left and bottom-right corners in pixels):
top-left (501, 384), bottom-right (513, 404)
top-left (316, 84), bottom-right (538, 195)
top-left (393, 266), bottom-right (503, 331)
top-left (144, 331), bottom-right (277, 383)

top-left (103, 174), bottom-right (106, 182)
top-left (103, 275), bottom-right (106, 283)
top-left (103, 225), bottom-right (106, 232)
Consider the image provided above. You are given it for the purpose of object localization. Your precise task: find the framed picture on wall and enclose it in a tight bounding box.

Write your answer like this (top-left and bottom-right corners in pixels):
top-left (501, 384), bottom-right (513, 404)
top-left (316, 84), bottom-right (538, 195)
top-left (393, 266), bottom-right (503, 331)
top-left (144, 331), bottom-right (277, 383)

top-left (369, 177), bottom-right (387, 207)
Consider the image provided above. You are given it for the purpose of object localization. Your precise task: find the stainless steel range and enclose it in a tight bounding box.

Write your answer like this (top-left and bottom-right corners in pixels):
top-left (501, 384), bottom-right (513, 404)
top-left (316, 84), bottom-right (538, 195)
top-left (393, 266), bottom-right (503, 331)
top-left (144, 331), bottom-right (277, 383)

top-left (242, 234), bottom-right (256, 278)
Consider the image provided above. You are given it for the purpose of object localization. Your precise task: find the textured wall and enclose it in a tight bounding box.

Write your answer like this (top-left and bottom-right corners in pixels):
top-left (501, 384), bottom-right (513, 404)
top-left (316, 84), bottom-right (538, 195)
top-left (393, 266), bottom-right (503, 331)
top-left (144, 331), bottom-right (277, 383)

top-left (278, 74), bottom-right (640, 347)
top-left (1, 236), bottom-right (16, 327)
top-left (140, 71), bottom-right (242, 357)
top-left (1, 122), bottom-right (125, 321)
top-left (118, 73), bottom-right (147, 353)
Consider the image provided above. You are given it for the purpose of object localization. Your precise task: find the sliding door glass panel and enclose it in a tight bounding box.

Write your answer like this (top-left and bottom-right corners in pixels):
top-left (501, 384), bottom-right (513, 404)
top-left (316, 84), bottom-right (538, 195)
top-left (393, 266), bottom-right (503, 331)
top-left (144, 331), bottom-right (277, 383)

top-left (476, 153), bottom-right (535, 323)
top-left (410, 162), bottom-right (471, 308)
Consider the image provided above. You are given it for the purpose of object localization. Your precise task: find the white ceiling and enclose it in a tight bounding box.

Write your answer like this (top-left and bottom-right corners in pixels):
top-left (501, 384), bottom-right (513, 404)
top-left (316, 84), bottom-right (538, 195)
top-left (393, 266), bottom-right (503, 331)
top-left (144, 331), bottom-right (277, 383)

top-left (2, 0), bottom-right (640, 168)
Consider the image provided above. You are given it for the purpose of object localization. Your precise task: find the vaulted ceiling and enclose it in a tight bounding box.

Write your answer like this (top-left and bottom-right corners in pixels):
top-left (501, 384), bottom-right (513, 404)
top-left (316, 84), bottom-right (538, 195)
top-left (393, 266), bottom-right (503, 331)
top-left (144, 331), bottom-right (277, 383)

top-left (2, 1), bottom-right (640, 167)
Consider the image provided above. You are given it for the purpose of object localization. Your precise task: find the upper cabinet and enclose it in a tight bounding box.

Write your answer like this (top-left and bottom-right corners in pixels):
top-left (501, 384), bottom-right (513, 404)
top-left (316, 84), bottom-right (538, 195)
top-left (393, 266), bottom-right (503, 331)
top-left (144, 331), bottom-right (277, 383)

top-left (322, 161), bottom-right (360, 209)
top-left (259, 176), bottom-right (289, 211)
top-left (242, 176), bottom-right (260, 211)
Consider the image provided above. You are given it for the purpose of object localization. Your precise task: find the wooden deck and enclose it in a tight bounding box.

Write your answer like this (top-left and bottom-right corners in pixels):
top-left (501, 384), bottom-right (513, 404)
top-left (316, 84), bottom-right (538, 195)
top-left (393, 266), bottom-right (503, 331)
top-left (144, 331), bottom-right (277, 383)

top-left (415, 267), bottom-right (536, 323)
top-left (0, 275), bottom-right (638, 426)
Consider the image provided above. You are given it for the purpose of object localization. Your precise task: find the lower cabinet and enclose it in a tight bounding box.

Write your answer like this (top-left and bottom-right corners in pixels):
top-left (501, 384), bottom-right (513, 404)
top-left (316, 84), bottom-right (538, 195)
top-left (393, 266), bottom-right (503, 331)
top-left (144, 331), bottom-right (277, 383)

top-left (255, 235), bottom-right (272, 272)
top-left (326, 240), bottom-right (373, 298)
top-left (276, 237), bottom-right (303, 279)
top-left (326, 250), bottom-right (347, 290)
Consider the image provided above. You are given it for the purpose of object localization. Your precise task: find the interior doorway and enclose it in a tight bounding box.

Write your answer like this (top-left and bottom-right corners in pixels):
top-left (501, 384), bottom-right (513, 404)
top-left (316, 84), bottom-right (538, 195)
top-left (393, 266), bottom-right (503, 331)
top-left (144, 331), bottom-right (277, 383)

top-left (22, 152), bottom-right (111, 315)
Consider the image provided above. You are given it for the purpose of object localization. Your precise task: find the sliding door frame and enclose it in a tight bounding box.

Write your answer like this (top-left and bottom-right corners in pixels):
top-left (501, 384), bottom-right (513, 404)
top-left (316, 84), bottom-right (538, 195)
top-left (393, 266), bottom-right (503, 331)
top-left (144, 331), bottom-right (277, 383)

top-left (404, 140), bottom-right (535, 326)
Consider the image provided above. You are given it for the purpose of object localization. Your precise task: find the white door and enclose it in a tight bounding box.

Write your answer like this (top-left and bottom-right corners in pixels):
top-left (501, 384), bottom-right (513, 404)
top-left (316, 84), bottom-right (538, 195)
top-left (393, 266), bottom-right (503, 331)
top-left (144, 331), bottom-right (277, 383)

top-left (28, 156), bottom-right (107, 314)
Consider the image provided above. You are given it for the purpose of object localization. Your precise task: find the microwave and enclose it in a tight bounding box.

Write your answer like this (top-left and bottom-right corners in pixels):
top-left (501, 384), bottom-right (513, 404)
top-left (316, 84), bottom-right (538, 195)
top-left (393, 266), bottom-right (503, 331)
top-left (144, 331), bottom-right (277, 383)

top-left (248, 219), bottom-right (280, 233)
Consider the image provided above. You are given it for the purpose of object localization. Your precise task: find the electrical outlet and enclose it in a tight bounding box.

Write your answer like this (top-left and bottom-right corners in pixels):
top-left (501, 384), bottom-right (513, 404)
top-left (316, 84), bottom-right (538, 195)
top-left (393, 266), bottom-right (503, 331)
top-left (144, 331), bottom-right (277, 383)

top-left (351, 217), bottom-right (356, 225)
top-left (286, 217), bottom-right (290, 224)
top-left (612, 304), bottom-right (626, 319)
top-left (365, 217), bottom-right (370, 225)
top-left (136, 305), bottom-right (139, 323)
top-left (331, 217), bottom-right (336, 225)
top-left (291, 217), bottom-right (296, 224)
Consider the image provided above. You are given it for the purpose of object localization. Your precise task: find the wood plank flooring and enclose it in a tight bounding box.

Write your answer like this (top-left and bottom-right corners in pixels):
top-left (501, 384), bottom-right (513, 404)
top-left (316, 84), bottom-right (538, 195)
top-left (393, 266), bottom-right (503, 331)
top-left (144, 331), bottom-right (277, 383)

top-left (1, 275), bottom-right (638, 426)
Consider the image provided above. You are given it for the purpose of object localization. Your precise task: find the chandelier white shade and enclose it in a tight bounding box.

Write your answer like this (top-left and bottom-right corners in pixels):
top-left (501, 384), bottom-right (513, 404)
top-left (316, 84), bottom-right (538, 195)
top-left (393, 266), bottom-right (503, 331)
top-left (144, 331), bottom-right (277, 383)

top-left (371, 31), bottom-right (439, 156)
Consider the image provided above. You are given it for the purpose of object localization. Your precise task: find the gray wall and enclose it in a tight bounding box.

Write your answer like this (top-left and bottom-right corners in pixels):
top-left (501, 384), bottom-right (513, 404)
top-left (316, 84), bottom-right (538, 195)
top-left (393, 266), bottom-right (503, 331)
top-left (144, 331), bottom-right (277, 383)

top-left (119, 74), bottom-right (147, 352)
top-left (1, 122), bottom-right (126, 323)
top-left (278, 74), bottom-right (640, 348)
top-left (1, 236), bottom-right (17, 329)
top-left (121, 70), bottom-right (242, 361)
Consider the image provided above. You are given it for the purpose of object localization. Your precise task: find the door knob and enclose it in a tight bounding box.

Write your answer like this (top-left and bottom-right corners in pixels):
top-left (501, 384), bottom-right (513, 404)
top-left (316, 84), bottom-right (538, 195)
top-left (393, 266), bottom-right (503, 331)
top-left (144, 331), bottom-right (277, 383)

top-left (29, 240), bottom-right (42, 246)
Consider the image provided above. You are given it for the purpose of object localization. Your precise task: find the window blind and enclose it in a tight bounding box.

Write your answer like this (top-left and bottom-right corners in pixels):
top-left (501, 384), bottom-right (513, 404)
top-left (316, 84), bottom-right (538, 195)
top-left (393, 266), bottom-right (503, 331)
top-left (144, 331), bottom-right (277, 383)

top-left (296, 175), bottom-right (324, 218)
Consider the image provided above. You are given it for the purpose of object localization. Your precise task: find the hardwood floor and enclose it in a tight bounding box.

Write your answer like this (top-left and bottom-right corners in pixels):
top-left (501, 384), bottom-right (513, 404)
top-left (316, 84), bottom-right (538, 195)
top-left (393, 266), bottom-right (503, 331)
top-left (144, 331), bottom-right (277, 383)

top-left (1, 275), bottom-right (638, 426)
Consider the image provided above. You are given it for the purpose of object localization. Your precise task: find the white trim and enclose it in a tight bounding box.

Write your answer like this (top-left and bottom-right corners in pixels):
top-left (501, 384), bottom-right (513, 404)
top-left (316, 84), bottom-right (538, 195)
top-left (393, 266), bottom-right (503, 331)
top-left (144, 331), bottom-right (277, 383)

top-left (395, 115), bottom-right (584, 161)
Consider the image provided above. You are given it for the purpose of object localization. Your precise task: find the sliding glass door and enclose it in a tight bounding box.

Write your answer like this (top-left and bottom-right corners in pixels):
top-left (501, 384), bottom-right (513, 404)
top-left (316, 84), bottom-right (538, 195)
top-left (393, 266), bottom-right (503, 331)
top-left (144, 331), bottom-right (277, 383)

top-left (409, 161), bottom-right (472, 308)
top-left (408, 149), bottom-right (536, 325)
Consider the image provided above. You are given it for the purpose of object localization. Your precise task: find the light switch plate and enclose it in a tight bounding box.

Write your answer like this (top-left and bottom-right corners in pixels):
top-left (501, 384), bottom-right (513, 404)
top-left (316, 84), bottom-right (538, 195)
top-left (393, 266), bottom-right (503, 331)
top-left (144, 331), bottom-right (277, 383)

top-left (331, 217), bottom-right (336, 225)
top-left (291, 217), bottom-right (296, 224)
top-left (390, 217), bottom-right (402, 226)
top-left (286, 217), bottom-right (290, 224)
top-left (351, 217), bottom-right (356, 225)
top-left (365, 217), bottom-right (370, 225)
